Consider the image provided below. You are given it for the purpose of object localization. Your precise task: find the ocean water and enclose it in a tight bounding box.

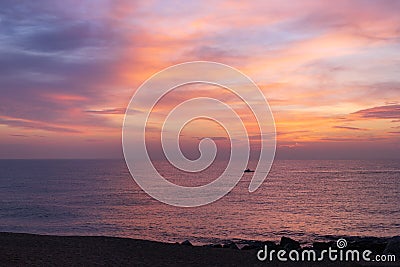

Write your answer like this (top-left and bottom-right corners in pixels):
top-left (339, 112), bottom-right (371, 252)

top-left (0, 159), bottom-right (399, 245)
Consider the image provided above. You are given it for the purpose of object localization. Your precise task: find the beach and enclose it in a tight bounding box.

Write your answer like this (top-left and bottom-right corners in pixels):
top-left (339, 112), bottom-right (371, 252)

top-left (1, 232), bottom-right (399, 266)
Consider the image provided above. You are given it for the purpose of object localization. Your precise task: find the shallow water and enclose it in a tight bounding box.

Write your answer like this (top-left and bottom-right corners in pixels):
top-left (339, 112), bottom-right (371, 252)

top-left (0, 159), bottom-right (399, 245)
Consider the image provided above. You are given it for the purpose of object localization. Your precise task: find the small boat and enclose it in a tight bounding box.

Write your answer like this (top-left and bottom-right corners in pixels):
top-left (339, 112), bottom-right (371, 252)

top-left (244, 168), bottom-right (254, 173)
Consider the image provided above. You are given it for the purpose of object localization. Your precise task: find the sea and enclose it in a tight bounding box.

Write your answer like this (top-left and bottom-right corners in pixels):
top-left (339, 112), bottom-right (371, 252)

top-left (0, 159), bottom-right (399, 245)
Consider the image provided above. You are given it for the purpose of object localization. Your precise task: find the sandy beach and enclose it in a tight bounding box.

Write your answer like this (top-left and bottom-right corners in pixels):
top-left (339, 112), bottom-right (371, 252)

top-left (2, 232), bottom-right (399, 266)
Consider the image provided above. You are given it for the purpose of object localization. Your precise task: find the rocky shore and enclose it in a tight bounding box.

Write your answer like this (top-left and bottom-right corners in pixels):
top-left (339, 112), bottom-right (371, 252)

top-left (1, 232), bottom-right (399, 266)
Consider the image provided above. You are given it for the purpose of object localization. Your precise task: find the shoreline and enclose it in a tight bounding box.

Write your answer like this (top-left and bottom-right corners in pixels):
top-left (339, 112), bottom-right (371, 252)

top-left (1, 232), bottom-right (399, 266)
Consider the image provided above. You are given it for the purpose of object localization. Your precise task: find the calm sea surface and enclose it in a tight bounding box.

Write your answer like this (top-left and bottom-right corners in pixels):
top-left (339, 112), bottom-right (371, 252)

top-left (0, 159), bottom-right (399, 245)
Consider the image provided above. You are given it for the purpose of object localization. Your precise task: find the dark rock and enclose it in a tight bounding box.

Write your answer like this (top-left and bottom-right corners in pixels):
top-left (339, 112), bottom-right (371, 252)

top-left (352, 242), bottom-right (386, 254)
top-left (202, 243), bottom-right (222, 248)
top-left (264, 241), bottom-right (278, 249)
top-left (312, 241), bottom-right (332, 251)
top-left (350, 238), bottom-right (388, 254)
top-left (383, 236), bottom-right (400, 257)
top-left (240, 245), bottom-right (253, 250)
top-left (280, 237), bottom-right (301, 251)
top-left (241, 240), bottom-right (277, 250)
top-left (181, 240), bottom-right (192, 246)
top-left (247, 241), bottom-right (264, 248)
top-left (240, 241), bottom-right (264, 250)
top-left (222, 242), bottom-right (239, 249)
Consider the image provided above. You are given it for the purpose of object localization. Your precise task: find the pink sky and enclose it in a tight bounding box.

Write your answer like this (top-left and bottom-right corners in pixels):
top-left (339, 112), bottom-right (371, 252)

top-left (0, 0), bottom-right (399, 159)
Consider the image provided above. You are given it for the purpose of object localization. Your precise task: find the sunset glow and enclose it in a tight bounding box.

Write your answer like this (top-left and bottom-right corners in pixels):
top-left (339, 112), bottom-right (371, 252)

top-left (0, 0), bottom-right (399, 159)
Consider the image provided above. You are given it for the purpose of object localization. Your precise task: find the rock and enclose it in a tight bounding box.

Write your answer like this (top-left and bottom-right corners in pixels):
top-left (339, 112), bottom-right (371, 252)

top-left (181, 240), bottom-right (192, 246)
top-left (240, 241), bottom-right (264, 250)
top-left (222, 242), bottom-right (239, 249)
top-left (312, 241), bottom-right (332, 251)
top-left (240, 245), bottom-right (253, 250)
top-left (264, 241), bottom-right (278, 249)
top-left (280, 237), bottom-right (301, 251)
top-left (383, 236), bottom-right (400, 257)
top-left (351, 241), bottom-right (387, 254)
top-left (241, 240), bottom-right (277, 250)
top-left (202, 244), bottom-right (222, 248)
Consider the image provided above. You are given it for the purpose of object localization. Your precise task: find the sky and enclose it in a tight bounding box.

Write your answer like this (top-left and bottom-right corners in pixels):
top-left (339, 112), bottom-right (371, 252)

top-left (0, 0), bottom-right (399, 159)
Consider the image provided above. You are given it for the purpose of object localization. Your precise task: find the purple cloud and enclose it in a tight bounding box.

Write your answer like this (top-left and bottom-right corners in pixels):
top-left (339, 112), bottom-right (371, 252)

top-left (332, 126), bottom-right (368, 131)
top-left (0, 0), bottom-right (131, 132)
top-left (352, 105), bottom-right (400, 119)
top-left (0, 117), bottom-right (81, 133)
top-left (86, 108), bottom-right (127, 115)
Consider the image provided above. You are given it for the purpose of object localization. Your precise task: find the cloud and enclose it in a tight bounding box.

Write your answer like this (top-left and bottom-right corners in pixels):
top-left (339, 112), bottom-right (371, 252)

top-left (20, 21), bottom-right (119, 53)
top-left (320, 137), bottom-right (385, 142)
top-left (277, 130), bottom-right (310, 136)
top-left (332, 125), bottom-right (368, 131)
top-left (0, 1), bottom-right (132, 133)
top-left (1, 0), bottom-right (400, 159)
top-left (278, 141), bottom-right (304, 148)
top-left (0, 116), bottom-right (81, 133)
top-left (351, 105), bottom-right (400, 119)
top-left (86, 108), bottom-right (127, 115)
top-left (9, 134), bottom-right (28, 138)
top-left (182, 45), bottom-right (244, 63)
top-left (193, 136), bottom-right (228, 141)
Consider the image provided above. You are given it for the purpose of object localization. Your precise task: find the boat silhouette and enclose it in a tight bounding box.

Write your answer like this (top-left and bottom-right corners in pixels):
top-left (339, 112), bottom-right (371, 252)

top-left (244, 168), bottom-right (254, 173)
